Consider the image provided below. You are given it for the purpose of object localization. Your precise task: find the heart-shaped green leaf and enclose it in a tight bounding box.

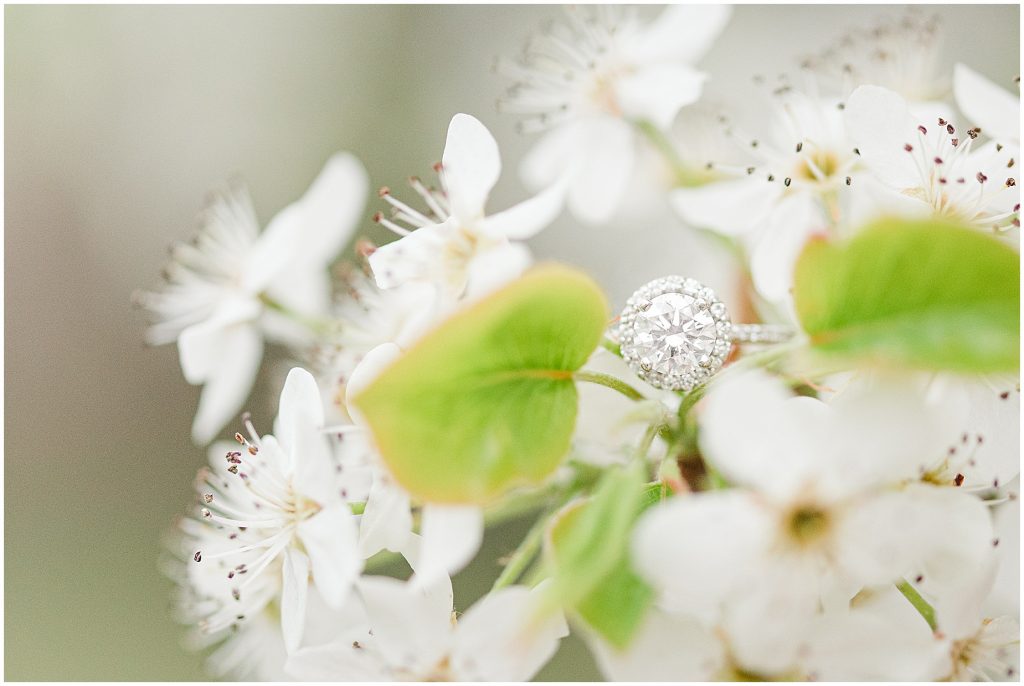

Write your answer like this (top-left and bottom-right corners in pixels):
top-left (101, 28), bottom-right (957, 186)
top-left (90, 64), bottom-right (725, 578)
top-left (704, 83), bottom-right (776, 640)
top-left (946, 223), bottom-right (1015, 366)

top-left (544, 461), bottom-right (654, 649)
top-left (352, 265), bottom-right (609, 504)
top-left (794, 218), bottom-right (1019, 372)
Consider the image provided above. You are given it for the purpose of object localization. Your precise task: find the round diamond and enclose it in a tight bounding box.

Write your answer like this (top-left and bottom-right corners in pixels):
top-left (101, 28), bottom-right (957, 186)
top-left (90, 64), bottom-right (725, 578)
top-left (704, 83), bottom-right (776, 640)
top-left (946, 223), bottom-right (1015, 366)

top-left (631, 293), bottom-right (716, 374)
top-left (618, 277), bottom-right (732, 390)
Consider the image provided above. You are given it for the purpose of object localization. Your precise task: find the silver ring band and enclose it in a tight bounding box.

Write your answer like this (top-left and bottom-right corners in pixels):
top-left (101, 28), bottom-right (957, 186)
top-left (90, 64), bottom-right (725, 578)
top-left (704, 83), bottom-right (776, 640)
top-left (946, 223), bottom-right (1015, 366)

top-left (729, 323), bottom-right (795, 345)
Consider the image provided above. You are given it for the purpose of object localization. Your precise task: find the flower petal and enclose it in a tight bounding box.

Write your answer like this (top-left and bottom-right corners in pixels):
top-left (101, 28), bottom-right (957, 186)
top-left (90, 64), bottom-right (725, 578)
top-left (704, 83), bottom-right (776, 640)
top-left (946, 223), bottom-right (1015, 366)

top-left (566, 117), bottom-right (636, 225)
top-left (177, 297), bottom-right (261, 384)
top-left (281, 547), bottom-right (310, 653)
top-left (442, 113), bottom-right (501, 221)
top-left (699, 369), bottom-right (829, 499)
top-left (616, 64), bottom-right (707, 130)
top-left (954, 63), bottom-right (1021, 143)
top-left (285, 638), bottom-right (389, 681)
top-left (671, 176), bottom-right (784, 236)
top-left (519, 121), bottom-right (581, 192)
top-left (293, 152), bottom-right (370, 263)
top-left (297, 503), bottom-right (362, 609)
top-left (275, 367), bottom-right (325, 452)
top-left (356, 575), bottom-right (454, 675)
top-left (463, 242), bottom-right (533, 302)
top-left (624, 4), bottom-right (731, 65)
top-left (358, 471), bottom-right (414, 559)
top-left (367, 220), bottom-right (454, 290)
top-left (748, 194), bottom-right (824, 303)
top-left (185, 321), bottom-right (264, 444)
top-left (632, 491), bottom-right (769, 620)
top-left (481, 180), bottom-right (565, 240)
top-left (449, 584), bottom-right (568, 681)
top-left (589, 609), bottom-right (724, 680)
top-left (844, 85), bottom-right (921, 189)
top-left (414, 504), bottom-right (484, 583)
top-left (836, 485), bottom-right (995, 635)
top-left (803, 586), bottom-right (950, 681)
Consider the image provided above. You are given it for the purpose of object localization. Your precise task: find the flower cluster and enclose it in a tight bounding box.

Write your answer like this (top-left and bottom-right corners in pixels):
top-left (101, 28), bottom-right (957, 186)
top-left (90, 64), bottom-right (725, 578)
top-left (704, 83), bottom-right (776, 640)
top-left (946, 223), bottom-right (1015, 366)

top-left (144, 6), bottom-right (1019, 682)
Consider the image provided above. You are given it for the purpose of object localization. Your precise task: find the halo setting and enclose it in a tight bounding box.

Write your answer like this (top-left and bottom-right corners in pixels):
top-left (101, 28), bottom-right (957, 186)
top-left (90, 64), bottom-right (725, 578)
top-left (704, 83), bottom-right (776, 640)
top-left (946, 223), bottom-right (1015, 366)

top-left (617, 276), bottom-right (732, 391)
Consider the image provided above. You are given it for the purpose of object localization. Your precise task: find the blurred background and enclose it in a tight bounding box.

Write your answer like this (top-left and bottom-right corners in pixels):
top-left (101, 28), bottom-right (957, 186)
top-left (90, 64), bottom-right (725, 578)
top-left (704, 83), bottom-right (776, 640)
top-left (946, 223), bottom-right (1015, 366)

top-left (5, 4), bottom-right (1019, 680)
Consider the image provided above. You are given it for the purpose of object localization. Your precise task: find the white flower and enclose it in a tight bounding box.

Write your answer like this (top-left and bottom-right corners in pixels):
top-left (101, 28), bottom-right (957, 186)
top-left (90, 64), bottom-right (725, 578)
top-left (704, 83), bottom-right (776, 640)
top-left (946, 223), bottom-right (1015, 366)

top-left (138, 154), bottom-right (368, 443)
top-left (897, 516), bottom-right (1019, 681)
top-left (182, 368), bottom-right (362, 654)
top-left (845, 84), bottom-right (1020, 234)
top-left (943, 615), bottom-right (1021, 681)
top-left (632, 370), bottom-right (996, 674)
top-left (368, 113), bottom-right (564, 300)
top-left (920, 375), bottom-right (1020, 491)
top-left (800, 10), bottom-right (948, 105)
top-left (670, 90), bottom-right (862, 305)
top-left (501, 5), bottom-right (730, 225)
top-left (955, 63), bottom-right (1020, 145)
top-left (591, 600), bottom-right (945, 681)
top-left (285, 576), bottom-right (568, 681)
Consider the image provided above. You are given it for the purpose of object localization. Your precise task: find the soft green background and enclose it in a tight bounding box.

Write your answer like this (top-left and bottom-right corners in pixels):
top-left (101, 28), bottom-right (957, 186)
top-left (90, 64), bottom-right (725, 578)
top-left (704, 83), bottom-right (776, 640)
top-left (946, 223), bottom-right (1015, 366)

top-left (5, 4), bottom-right (1019, 680)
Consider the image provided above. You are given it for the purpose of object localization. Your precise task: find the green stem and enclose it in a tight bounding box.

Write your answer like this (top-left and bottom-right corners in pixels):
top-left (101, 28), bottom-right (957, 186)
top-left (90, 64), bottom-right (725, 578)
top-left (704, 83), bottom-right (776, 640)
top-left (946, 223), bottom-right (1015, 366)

top-left (600, 338), bottom-right (623, 357)
top-left (634, 119), bottom-right (695, 186)
top-left (491, 512), bottom-right (550, 591)
top-left (483, 484), bottom-right (561, 528)
top-left (574, 370), bottom-right (646, 401)
top-left (634, 422), bottom-right (661, 466)
top-left (896, 578), bottom-right (938, 631)
top-left (259, 293), bottom-right (338, 336)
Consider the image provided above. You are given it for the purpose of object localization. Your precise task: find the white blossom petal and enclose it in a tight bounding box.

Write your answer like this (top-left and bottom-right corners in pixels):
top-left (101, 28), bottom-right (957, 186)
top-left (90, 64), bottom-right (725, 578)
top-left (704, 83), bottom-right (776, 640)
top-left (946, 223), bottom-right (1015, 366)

top-left (367, 220), bottom-right (453, 290)
top-left (590, 609), bottom-right (724, 681)
top-left (356, 575), bottom-right (454, 675)
top-left (186, 320), bottom-right (263, 444)
top-left (462, 242), bottom-right (533, 302)
top-left (954, 63), bottom-right (1021, 143)
top-left (671, 176), bottom-right (784, 236)
top-left (442, 113), bottom-right (501, 221)
top-left (297, 503), bottom-right (362, 609)
top-left (519, 121), bottom-right (581, 193)
top-left (275, 367), bottom-right (325, 454)
top-left (291, 152), bottom-right (369, 263)
top-left (565, 117), bottom-right (636, 225)
top-left (280, 547), bottom-right (310, 653)
top-left (285, 638), bottom-right (389, 681)
top-left (624, 4), bottom-right (731, 65)
top-left (615, 64), bottom-right (707, 130)
top-left (632, 491), bottom-right (769, 620)
top-left (481, 179), bottom-right (565, 240)
top-left (844, 85), bottom-right (921, 189)
top-left (450, 584), bottom-right (568, 681)
top-left (803, 587), bottom-right (949, 681)
top-left (415, 504), bottom-right (484, 582)
top-left (699, 369), bottom-right (829, 499)
top-left (748, 194), bottom-right (824, 303)
top-left (358, 472), bottom-right (414, 559)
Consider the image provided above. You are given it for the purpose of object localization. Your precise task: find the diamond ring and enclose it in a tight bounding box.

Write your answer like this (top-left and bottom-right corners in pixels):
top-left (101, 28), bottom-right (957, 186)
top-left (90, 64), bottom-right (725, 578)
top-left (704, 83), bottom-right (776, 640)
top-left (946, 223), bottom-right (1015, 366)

top-left (613, 276), bottom-right (794, 391)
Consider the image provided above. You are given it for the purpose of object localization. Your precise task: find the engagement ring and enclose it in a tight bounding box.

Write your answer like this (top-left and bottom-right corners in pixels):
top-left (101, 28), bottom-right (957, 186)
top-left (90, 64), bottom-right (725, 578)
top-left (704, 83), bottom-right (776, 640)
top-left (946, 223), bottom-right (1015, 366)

top-left (613, 276), bottom-right (794, 391)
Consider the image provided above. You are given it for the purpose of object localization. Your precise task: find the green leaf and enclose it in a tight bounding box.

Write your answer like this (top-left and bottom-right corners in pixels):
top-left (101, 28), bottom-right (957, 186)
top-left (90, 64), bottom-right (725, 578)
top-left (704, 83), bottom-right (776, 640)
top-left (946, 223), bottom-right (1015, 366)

top-left (545, 461), bottom-right (654, 649)
top-left (352, 265), bottom-right (609, 503)
top-left (794, 218), bottom-right (1019, 372)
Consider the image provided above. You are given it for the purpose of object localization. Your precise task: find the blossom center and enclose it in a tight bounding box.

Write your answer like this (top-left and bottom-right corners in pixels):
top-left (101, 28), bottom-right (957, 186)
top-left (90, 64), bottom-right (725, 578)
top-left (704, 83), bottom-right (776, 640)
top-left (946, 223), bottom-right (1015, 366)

top-left (784, 504), bottom-right (831, 546)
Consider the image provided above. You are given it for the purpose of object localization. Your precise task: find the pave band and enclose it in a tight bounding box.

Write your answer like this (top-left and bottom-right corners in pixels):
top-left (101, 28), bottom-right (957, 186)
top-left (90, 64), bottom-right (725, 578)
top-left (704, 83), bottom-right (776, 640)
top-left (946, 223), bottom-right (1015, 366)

top-left (729, 323), bottom-right (795, 345)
